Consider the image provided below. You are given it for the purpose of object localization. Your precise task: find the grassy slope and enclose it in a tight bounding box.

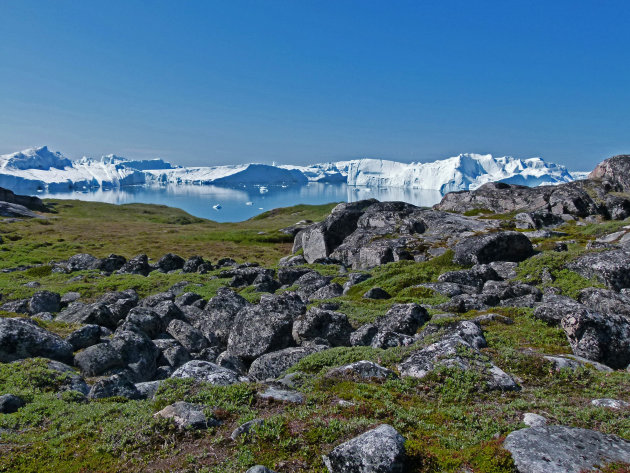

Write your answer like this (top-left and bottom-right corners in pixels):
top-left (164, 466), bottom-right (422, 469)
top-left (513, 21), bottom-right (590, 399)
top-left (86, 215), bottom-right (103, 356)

top-left (0, 199), bottom-right (338, 269)
top-left (0, 200), bottom-right (629, 473)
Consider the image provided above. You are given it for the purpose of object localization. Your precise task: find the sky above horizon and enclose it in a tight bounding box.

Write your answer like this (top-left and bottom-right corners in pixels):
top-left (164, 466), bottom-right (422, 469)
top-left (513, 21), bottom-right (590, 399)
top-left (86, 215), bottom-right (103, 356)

top-left (1, 1), bottom-right (629, 170)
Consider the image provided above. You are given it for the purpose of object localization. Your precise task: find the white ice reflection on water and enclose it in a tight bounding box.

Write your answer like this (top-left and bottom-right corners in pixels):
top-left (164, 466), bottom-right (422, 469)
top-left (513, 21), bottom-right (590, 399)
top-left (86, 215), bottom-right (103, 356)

top-left (37, 183), bottom-right (444, 222)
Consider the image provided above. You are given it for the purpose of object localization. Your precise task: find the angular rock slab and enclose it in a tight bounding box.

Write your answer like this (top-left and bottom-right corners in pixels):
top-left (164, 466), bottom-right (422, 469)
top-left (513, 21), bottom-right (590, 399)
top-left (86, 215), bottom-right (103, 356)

top-left (323, 424), bottom-right (406, 473)
top-left (504, 426), bottom-right (630, 473)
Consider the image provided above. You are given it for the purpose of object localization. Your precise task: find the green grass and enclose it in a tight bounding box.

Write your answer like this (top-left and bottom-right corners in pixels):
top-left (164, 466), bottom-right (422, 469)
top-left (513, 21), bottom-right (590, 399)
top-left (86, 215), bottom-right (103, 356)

top-left (0, 200), bottom-right (337, 270)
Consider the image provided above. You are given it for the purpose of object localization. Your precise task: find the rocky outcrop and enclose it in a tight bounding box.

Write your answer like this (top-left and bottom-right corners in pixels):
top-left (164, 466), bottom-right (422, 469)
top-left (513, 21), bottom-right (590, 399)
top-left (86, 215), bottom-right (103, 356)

top-left (292, 308), bottom-right (353, 347)
top-left (504, 426), bottom-right (630, 473)
top-left (589, 154), bottom-right (630, 192)
top-left (323, 424), bottom-right (406, 473)
top-left (0, 186), bottom-right (48, 212)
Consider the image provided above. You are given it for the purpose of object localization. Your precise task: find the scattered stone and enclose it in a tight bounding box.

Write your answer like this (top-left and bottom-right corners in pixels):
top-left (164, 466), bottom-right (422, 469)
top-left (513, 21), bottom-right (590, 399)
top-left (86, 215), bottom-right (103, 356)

top-left (376, 303), bottom-right (429, 335)
top-left (326, 360), bottom-right (397, 380)
top-left (117, 254), bottom-right (152, 276)
top-left (522, 413), bottom-right (547, 427)
top-left (567, 249), bottom-right (630, 291)
top-left (322, 424), bottom-right (406, 473)
top-left (166, 319), bottom-right (210, 352)
top-left (591, 398), bottom-right (629, 409)
top-left (74, 342), bottom-right (123, 377)
top-left (245, 467), bottom-right (277, 473)
top-left (230, 418), bottom-right (264, 440)
top-left (154, 401), bottom-right (218, 430)
top-left (258, 387), bottom-right (304, 404)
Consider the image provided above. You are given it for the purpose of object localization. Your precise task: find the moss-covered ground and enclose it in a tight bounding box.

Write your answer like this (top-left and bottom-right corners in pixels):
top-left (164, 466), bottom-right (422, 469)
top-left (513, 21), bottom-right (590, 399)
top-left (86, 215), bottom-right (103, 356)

top-left (0, 200), bottom-right (628, 472)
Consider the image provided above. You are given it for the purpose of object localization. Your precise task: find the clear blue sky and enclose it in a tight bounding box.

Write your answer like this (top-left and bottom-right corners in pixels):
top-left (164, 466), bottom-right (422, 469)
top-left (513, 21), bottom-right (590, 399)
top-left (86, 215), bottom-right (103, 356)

top-left (1, 1), bottom-right (628, 169)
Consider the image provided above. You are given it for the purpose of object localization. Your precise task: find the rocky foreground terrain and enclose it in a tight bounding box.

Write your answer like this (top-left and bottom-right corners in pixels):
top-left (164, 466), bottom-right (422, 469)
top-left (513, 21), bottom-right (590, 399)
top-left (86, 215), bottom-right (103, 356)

top-left (0, 156), bottom-right (630, 472)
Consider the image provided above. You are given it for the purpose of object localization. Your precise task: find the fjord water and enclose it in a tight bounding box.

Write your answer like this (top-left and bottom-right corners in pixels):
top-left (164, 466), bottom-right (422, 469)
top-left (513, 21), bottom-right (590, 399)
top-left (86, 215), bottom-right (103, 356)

top-left (37, 183), bottom-right (444, 222)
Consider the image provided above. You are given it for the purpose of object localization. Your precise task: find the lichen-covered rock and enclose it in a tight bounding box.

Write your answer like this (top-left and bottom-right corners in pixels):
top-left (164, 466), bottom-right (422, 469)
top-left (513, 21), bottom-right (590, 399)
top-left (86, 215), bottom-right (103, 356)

top-left (567, 249), bottom-right (630, 291)
top-left (154, 401), bottom-right (218, 430)
top-left (578, 287), bottom-right (630, 318)
top-left (292, 308), bottom-right (353, 346)
top-left (74, 342), bottom-right (123, 377)
top-left (504, 425), bottom-right (630, 473)
top-left (560, 310), bottom-right (630, 369)
top-left (226, 292), bottom-right (305, 362)
top-left (453, 231), bottom-right (534, 266)
top-left (0, 318), bottom-right (73, 364)
top-left (166, 319), bottom-right (210, 353)
top-left (170, 360), bottom-right (240, 386)
top-left (258, 387), bottom-right (304, 404)
top-left (199, 288), bottom-right (249, 346)
top-left (88, 374), bottom-right (142, 400)
top-left (56, 302), bottom-right (117, 329)
top-left (28, 291), bottom-right (61, 314)
top-left (110, 329), bottom-right (159, 382)
top-left (589, 154), bottom-right (630, 192)
top-left (65, 324), bottom-right (102, 351)
top-left (375, 303), bottom-right (430, 336)
top-left (322, 424), bottom-right (406, 473)
top-left (326, 360), bottom-right (397, 380)
top-left (248, 345), bottom-right (326, 381)
top-left (398, 333), bottom-right (518, 391)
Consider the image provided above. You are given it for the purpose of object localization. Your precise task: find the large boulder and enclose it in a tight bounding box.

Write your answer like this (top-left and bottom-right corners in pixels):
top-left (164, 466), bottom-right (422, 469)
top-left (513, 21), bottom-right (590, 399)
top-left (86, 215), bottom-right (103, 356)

top-left (110, 330), bottom-right (159, 382)
top-left (65, 324), bottom-right (102, 351)
top-left (0, 318), bottom-right (73, 364)
top-left (248, 345), bottom-right (326, 381)
top-left (504, 426), bottom-right (630, 473)
top-left (567, 249), bottom-right (630, 291)
top-left (375, 303), bottom-right (430, 336)
top-left (88, 374), bottom-right (142, 400)
top-left (74, 342), bottom-right (123, 377)
top-left (28, 291), bottom-right (61, 314)
top-left (0, 394), bottom-right (26, 414)
top-left (155, 253), bottom-right (185, 272)
top-left (292, 308), bottom-right (353, 347)
top-left (198, 288), bottom-right (249, 346)
top-left (56, 302), bottom-right (117, 329)
top-left (560, 310), bottom-right (630, 369)
top-left (322, 424), bottom-right (406, 473)
top-left (453, 231), bottom-right (534, 266)
top-left (166, 319), bottom-right (210, 353)
top-left (226, 292), bottom-right (305, 362)
top-left (170, 360), bottom-right (240, 386)
top-left (533, 294), bottom-right (588, 326)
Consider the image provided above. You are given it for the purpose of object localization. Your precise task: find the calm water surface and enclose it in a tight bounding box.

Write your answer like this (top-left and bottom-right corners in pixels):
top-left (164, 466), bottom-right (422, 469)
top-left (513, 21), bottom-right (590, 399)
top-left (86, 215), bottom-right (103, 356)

top-left (37, 183), bottom-right (444, 222)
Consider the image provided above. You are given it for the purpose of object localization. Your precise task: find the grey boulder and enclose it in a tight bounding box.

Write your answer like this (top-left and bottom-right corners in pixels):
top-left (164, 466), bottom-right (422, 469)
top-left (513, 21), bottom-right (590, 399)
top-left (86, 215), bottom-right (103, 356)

top-left (504, 426), bottom-right (630, 473)
top-left (154, 401), bottom-right (218, 430)
top-left (0, 317), bottom-right (73, 364)
top-left (170, 360), bottom-right (240, 386)
top-left (322, 424), bottom-right (406, 473)
top-left (453, 231), bottom-right (534, 266)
